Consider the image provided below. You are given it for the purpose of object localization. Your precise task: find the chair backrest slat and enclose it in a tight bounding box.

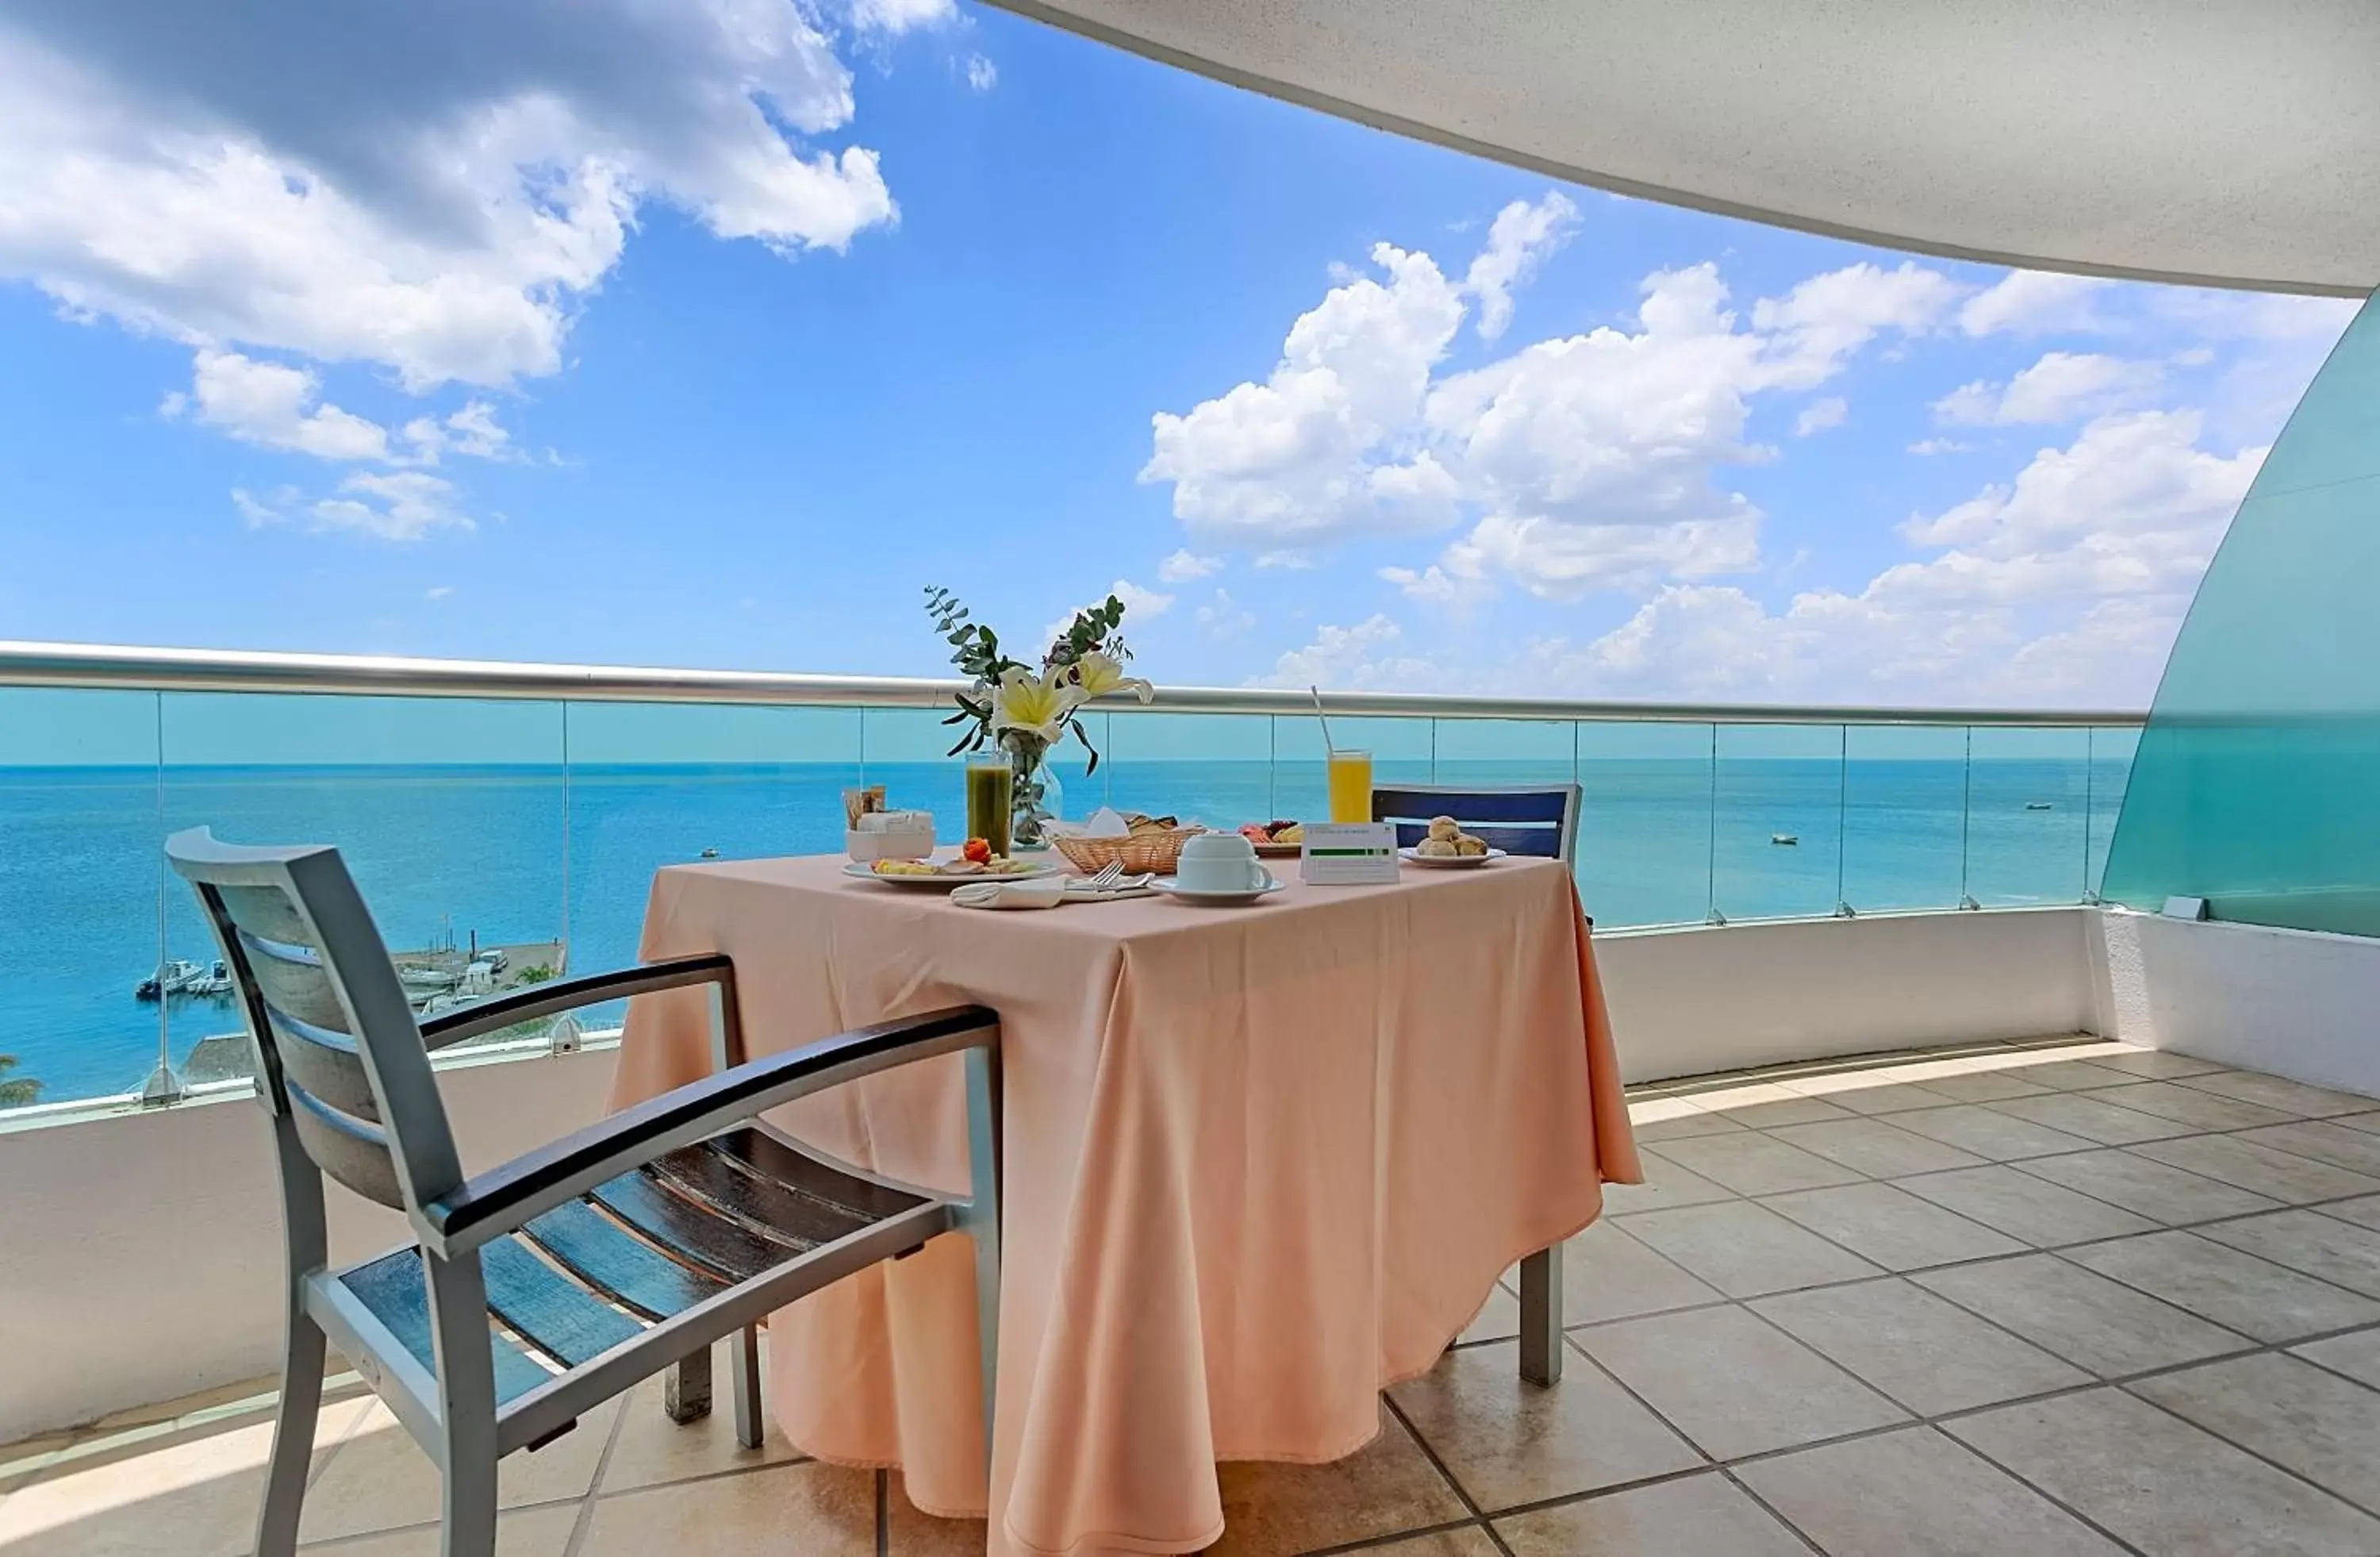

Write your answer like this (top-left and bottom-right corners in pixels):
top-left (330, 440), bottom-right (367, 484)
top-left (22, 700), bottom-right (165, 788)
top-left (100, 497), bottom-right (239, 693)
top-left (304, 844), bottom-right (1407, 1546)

top-left (1372, 782), bottom-right (1583, 863)
top-left (167, 828), bottom-right (464, 1216)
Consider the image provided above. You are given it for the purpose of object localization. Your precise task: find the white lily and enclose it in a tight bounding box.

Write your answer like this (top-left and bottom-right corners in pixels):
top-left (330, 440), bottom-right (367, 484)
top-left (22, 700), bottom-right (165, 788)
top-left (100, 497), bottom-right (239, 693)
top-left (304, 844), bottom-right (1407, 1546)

top-left (989, 667), bottom-right (1086, 744)
top-left (1066, 650), bottom-right (1154, 704)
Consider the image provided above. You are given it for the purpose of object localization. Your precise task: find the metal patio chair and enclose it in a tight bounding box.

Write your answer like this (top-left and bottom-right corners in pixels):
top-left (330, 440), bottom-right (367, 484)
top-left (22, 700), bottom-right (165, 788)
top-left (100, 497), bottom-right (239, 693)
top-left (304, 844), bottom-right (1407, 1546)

top-left (1369, 782), bottom-right (1583, 1386)
top-left (166, 828), bottom-right (1001, 1557)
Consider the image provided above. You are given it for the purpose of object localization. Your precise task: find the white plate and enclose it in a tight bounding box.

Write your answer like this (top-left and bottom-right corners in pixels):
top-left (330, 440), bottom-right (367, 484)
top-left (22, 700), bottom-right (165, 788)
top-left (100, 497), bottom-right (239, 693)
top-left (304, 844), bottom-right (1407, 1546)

top-left (843, 859), bottom-right (1065, 890)
top-left (1399, 846), bottom-right (1508, 869)
top-left (1150, 875), bottom-right (1288, 906)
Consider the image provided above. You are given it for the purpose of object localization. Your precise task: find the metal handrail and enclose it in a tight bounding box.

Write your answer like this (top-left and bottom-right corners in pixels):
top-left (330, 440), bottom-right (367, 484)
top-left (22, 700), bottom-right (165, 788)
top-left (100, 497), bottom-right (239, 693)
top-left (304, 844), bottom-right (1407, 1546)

top-left (0, 640), bottom-right (2146, 727)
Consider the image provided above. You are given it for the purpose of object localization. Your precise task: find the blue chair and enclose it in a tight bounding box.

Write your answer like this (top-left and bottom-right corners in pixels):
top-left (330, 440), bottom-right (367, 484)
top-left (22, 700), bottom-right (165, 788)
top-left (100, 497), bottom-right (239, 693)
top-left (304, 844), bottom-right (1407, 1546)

top-left (1371, 781), bottom-right (1583, 1388)
top-left (1371, 782), bottom-right (1582, 862)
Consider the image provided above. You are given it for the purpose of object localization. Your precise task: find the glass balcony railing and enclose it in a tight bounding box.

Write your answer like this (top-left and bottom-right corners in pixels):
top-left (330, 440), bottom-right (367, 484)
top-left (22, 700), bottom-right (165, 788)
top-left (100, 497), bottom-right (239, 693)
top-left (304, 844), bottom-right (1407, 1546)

top-left (0, 647), bottom-right (2144, 1116)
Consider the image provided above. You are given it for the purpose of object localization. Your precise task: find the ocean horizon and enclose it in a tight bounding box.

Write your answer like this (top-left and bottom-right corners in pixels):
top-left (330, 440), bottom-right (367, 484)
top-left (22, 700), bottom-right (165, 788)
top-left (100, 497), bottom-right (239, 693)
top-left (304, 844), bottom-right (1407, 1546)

top-left (0, 753), bottom-right (2132, 1104)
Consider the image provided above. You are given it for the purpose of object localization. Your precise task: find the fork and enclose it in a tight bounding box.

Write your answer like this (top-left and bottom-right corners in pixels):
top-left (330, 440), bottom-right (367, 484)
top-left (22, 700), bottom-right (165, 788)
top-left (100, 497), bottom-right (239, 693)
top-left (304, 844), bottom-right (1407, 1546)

top-left (1081, 861), bottom-right (1126, 892)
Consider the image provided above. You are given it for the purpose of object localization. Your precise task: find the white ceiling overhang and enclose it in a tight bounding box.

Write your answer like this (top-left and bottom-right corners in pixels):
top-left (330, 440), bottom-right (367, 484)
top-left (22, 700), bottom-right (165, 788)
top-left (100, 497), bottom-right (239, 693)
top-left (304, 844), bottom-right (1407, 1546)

top-left (985, 0), bottom-right (2380, 296)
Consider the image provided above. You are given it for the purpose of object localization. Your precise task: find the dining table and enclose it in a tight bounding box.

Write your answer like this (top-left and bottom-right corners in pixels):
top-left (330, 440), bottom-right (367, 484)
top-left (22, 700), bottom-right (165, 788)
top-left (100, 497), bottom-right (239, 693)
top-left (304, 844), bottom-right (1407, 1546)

top-left (610, 851), bottom-right (1640, 1556)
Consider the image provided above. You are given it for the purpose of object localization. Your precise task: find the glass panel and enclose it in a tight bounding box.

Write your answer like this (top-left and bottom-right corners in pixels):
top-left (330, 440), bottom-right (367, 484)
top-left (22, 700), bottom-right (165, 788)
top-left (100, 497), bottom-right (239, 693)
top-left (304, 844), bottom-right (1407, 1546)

top-left (1964, 727), bottom-right (2091, 907)
top-left (1712, 724), bottom-right (1844, 921)
top-left (2086, 725), bottom-right (2140, 900)
top-left (1100, 711), bottom-right (1272, 825)
top-left (2104, 295), bottom-right (2380, 933)
top-left (858, 705), bottom-right (972, 834)
top-left (562, 702), bottom-right (862, 1032)
top-left (158, 693), bottom-right (567, 1077)
top-left (1273, 714), bottom-right (1434, 823)
top-left (1432, 718), bottom-right (1575, 786)
top-left (0, 689), bottom-right (164, 1109)
top-left (1841, 725), bottom-right (1967, 913)
top-left (1576, 721), bottom-right (1714, 928)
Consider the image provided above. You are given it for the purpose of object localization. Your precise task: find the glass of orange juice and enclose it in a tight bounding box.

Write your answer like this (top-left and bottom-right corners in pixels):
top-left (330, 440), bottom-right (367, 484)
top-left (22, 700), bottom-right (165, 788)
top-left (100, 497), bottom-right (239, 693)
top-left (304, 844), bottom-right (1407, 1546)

top-left (1326, 748), bottom-right (1373, 823)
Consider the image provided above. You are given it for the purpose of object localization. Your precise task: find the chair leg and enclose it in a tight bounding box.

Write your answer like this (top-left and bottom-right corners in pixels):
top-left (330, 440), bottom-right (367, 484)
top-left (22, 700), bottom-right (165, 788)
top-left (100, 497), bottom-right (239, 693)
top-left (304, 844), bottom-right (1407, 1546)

top-left (1518, 1244), bottom-right (1564, 1386)
top-left (665, 1345), bottom-right (712, 1424)
top-left (254, 1310), bottom-right (325, 1557)
top-left (963, 1042), bottom-right (1004, 1474)
top-left (729, 1323), bottom-right (764, 1450)
top-left (440, 1439), bottom-right (499, 1557)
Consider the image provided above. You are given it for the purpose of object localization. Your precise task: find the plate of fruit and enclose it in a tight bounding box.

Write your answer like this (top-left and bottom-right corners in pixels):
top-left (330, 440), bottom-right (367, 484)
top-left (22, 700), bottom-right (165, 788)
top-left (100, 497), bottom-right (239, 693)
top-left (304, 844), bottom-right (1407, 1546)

top-left (845, 839), bottom-right (1063, 889)
top-left (1238, 821), bottom-right (1307, 858)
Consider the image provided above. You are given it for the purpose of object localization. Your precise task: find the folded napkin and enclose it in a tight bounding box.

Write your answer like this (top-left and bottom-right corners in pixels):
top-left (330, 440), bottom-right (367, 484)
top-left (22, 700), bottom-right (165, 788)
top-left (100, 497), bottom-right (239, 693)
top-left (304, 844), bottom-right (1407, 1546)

top-left (950, 878), bottom-right (1069, 910)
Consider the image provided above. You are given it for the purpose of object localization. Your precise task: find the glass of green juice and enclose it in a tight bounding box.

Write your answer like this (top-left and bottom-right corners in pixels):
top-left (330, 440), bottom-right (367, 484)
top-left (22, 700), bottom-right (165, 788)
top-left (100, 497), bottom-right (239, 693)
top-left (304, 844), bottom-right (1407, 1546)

top-left (965, 755), bottom-right (1015, 858)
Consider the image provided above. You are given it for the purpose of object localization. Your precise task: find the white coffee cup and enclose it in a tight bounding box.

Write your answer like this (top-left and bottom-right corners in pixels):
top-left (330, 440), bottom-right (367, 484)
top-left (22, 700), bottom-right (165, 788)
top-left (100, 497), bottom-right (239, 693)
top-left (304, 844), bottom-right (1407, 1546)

top-left (1174, 832), bottom-right (1276, 894)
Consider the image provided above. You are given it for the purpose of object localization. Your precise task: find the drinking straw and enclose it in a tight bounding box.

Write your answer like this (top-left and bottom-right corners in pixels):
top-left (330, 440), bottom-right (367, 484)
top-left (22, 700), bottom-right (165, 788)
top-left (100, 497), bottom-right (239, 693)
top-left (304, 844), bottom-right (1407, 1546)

top-left (1309, 684), bottom-right (1338, 753)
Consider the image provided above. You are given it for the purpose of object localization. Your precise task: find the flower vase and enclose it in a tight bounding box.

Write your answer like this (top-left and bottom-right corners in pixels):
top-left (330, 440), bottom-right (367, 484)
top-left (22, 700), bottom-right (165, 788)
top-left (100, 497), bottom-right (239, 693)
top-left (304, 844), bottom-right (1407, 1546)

top-left (1002, 733), bottom-right (1061, 849)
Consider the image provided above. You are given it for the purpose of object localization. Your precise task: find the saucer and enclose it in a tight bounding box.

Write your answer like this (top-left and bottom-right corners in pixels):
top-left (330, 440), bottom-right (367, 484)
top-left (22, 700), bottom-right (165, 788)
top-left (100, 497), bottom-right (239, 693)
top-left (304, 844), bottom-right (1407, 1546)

top-left (1150, 875), bottom-right (1287, 907)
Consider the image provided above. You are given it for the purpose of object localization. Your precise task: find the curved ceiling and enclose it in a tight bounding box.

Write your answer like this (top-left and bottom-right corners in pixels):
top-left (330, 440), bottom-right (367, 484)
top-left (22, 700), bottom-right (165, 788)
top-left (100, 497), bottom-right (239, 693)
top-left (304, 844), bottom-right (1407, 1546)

top-left (985, 0), bottom-right (2380, 296)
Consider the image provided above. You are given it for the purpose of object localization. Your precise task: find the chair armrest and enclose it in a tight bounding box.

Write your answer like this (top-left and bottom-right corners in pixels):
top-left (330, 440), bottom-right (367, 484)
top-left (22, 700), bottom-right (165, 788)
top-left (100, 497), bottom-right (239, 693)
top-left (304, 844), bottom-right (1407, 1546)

top-left (417, 1004), bottom-right (998, 1257)
top-left (417, 954), bottom-right (735, 1050)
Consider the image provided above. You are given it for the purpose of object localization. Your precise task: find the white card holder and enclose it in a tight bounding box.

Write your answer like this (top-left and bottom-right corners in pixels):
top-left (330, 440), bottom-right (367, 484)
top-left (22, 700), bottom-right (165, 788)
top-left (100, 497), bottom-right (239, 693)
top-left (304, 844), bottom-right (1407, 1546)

top-left (1298, 822), bottom-right (1400, 885)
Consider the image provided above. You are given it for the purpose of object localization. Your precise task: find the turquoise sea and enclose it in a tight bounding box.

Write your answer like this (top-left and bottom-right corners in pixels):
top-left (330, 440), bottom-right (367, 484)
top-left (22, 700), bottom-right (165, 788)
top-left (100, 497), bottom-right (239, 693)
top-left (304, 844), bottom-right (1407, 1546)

top-left (0, 754), bottom-right (2132, 1105)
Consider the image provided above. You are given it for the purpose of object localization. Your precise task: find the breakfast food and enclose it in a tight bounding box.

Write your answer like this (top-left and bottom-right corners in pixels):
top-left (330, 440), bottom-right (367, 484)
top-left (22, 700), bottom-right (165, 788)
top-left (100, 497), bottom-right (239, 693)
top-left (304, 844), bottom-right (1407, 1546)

top-left (1122, 813), bottom-right (1180, 834)
top-left (962, 836), bottom-right (992, 864)
top-left (1427, 815), bottom-right (1460, 842)
top-left (871, 852), bottom-right (1038, 878)
top-left (1238, 820), bottom-right (1306, 847)
top-left (870, 858), bottom-right (942, 876)
top-left (1414, 817), bottom-right (1491, 858)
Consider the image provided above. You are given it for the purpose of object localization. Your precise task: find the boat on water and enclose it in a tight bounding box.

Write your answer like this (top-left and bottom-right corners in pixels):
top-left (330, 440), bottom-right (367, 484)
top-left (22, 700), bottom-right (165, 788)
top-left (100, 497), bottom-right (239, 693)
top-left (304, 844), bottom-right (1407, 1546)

top-left (135, 959), bottom-right (207, 1001)
top-left (700, 846), bottom-right (720, 859)
top-left (2025, 802), bottom-right (2054, 810)
top-left (1772, 832), bottom-right (1799, 846)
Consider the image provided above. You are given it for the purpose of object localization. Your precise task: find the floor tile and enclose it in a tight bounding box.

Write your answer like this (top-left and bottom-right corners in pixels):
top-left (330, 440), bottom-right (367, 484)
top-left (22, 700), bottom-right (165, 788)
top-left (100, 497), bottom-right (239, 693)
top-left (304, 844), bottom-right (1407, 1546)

top-left (1575, 1305), bottom-right (1907, 1461)
top-left (1599, 1153), bottom-right (1739, 1217)
top-left (300, 1397), bottom-right (620, 1544)
top-left (1760, 1181), bottom-right (2026, 1271)
top-left (1386, 1342), bottom-right (1700, 1513)
top-left (1207, 1409), bottom-right (1468, 1557)
top-left (2066, 1230), bottom-right (2380, 1343)
top-left (1994, 1057), bottom-right (2149, 1093)
top-left (2134, 1354), bottom-right (2380, 1513)
top-left (2177, 1071), bottom-right (2380, 1119)
top-left (2294, 1328), bottom-right (2380, 1390)
top-left (2013, 1148), bottom-right (2282, 1225)
top-left (1626, 1096), bottom-right (1750, 1142)
top-left (1912, 1253), bottom-right (2249, 1376)
top-left (886, 1470), bottom-right (986, 1555)
top-left (1643, 1135), bottom-right (1866, 1197)
top-left (2237, 1121), bottom-right (2380, 1179)
top-left (1948, 1386), bottom-right (2380, 1556)
top-left (1983, 1090), bottom-right (2187, 1145)
top-left (1894, 1164), bottom-right (2159, 1247)
top-left (2335, 1112), bottom-right (2380, 1137)
top-left (2200, 1209), bottom-right (2380, 1300)
top-left (1558, 1219), bottom-right (1724, 1325)
top-left (597, 1365), bottom-right (804, 1495)
top-left (1779, 1075), bottom-right (1960, 1116)
top-left (1617, 1199), bottom-right (1883, 1298)
top-left (1898, 1068), bottom-right (2056, 1103)
top-left (1766, 1116), bottom-right (1988, 1177)
top-left (1888, 1105), bottom-right (2099, 1161)
top-left (2132, 1135), bottom-right (2380, 1205)
top-left (1687, 1081), bottom-right (1860, 1128)
top-left (0, 1398), bottom-right (374, 1557)
top-left (294, 1501), bottom-right (582, 1556)
top-left (2320, 1195), bottom-right (2380, 1232)
top-left (579, 1460), bottom-right (875, 1555)
top-left (2090, 1080), bottom-right (2298, 1132)
top-left (1737, 1425), bottom-right (2125, 1557)
top-left (1750, 1276), bottom-right (2090, 1416)
top-left (2079, 1048), bottom-right (2232, 1081)
top-left (1494, 1472), bottom-right (1806, 1556)
top-left (1460, 1278), bottom-right (1521, 1344)
top-left (1342, 1526), bottom-right (1502, 1557)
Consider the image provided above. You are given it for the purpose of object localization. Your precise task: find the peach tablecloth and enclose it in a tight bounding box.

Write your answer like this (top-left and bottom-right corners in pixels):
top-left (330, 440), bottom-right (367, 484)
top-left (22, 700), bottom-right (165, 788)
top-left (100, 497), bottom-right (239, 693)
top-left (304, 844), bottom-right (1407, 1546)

top-left (611, 854), bottom-right (1639, 1556)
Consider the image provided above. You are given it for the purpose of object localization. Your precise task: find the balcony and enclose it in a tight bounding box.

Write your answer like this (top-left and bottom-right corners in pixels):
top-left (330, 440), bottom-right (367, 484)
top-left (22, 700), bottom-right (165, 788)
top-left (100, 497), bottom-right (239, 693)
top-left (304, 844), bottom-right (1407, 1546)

top-left (10, 1036), bottom-right (2380, 1555)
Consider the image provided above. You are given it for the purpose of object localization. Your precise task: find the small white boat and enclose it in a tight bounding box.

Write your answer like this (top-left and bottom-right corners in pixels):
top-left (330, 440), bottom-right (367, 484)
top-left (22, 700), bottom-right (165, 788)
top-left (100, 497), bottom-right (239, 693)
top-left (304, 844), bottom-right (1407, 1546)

top-left (700, 847), bottom-right (720, 859)
top-left (184, 959), bottom-right (235, 997)
top-left (1772, 832), bottom-right (1799, 846)
top-left (136, 959), bottom-right (207, 1001)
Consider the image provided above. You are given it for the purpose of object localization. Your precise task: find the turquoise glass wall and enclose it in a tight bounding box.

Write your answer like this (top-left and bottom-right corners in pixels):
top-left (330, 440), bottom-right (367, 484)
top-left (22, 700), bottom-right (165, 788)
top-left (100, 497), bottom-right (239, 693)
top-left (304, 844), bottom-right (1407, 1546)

top-left (2102, 292), bottom-right (2380, 933)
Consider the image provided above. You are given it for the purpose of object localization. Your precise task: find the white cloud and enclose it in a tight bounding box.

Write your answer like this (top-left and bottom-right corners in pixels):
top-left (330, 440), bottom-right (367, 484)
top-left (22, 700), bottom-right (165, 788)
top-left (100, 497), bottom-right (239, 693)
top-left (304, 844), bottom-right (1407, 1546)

top-left (404, 401), bottom-right (516, 465)
top-left (1109, 578), bottom-right (1173, 621)
top-left (174, 349), bottom-right (389, 460)
top-left (1256, 550), bottom-right (1318, 571)
top-left (309, 471), bottom-right (473, 541)
top-left (1794, 397), bottom-right (1847, 436)
top-left (853, 0), bottom-right (957, 32)
top-left (0, 6), bottom-right (900, 390)
top-left (1194, 588), bottom-right (1255, 637)
top-left (425, 585), bottom-right (454, 601)
top-left (1462, 192), bottom-right (1578, 340)
top-left (1933, 352), bottom-right (2165, 426)
top-left (1908, 437), bottom-right (1975, 456)
top-left (964, 54), bottom-right (998, 91)
top-left (1749, 261), bottom-right (1964, 388)
top-left (1960, 271), bottom-right (2116, 336)
top-left (1157, 548), bottom-right (1222, 583)
top-left (1257, 614), bottom-right (1438, 690)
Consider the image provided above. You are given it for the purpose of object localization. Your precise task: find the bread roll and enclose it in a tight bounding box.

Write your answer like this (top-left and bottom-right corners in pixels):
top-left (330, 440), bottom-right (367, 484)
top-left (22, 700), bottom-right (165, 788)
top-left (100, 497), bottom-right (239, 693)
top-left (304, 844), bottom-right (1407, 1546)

top-left (1416, 837), bottom-right (1459, 858)
top-left (1454, 835), bottom-right (1488, 856)
top-left (1427, 815), bottom-right (1460, 842)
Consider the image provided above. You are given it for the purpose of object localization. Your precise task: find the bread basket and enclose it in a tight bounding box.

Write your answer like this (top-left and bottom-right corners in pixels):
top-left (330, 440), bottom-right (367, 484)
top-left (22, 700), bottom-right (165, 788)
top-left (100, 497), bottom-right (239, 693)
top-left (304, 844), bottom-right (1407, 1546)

top-left (1051, 826), bottom-right (1203, 876)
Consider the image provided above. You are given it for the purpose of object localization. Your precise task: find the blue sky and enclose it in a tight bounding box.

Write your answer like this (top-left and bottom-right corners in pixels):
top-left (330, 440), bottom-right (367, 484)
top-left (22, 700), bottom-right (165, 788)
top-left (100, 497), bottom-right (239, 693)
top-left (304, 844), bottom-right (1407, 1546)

top-left (0, 1), bottom-right (2359, 709)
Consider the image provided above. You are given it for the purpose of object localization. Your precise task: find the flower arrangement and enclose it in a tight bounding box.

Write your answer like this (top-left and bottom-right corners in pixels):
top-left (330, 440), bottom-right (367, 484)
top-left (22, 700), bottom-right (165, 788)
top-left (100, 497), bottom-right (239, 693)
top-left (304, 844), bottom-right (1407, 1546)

top-left (923, 586), bottom-right (1154, 844)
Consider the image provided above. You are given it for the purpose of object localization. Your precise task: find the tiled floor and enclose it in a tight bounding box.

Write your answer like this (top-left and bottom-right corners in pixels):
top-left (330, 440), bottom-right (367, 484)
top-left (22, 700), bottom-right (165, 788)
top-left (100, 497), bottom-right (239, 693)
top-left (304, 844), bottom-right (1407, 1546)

top-left (13, 1036), bottom-right (2380, 1555)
